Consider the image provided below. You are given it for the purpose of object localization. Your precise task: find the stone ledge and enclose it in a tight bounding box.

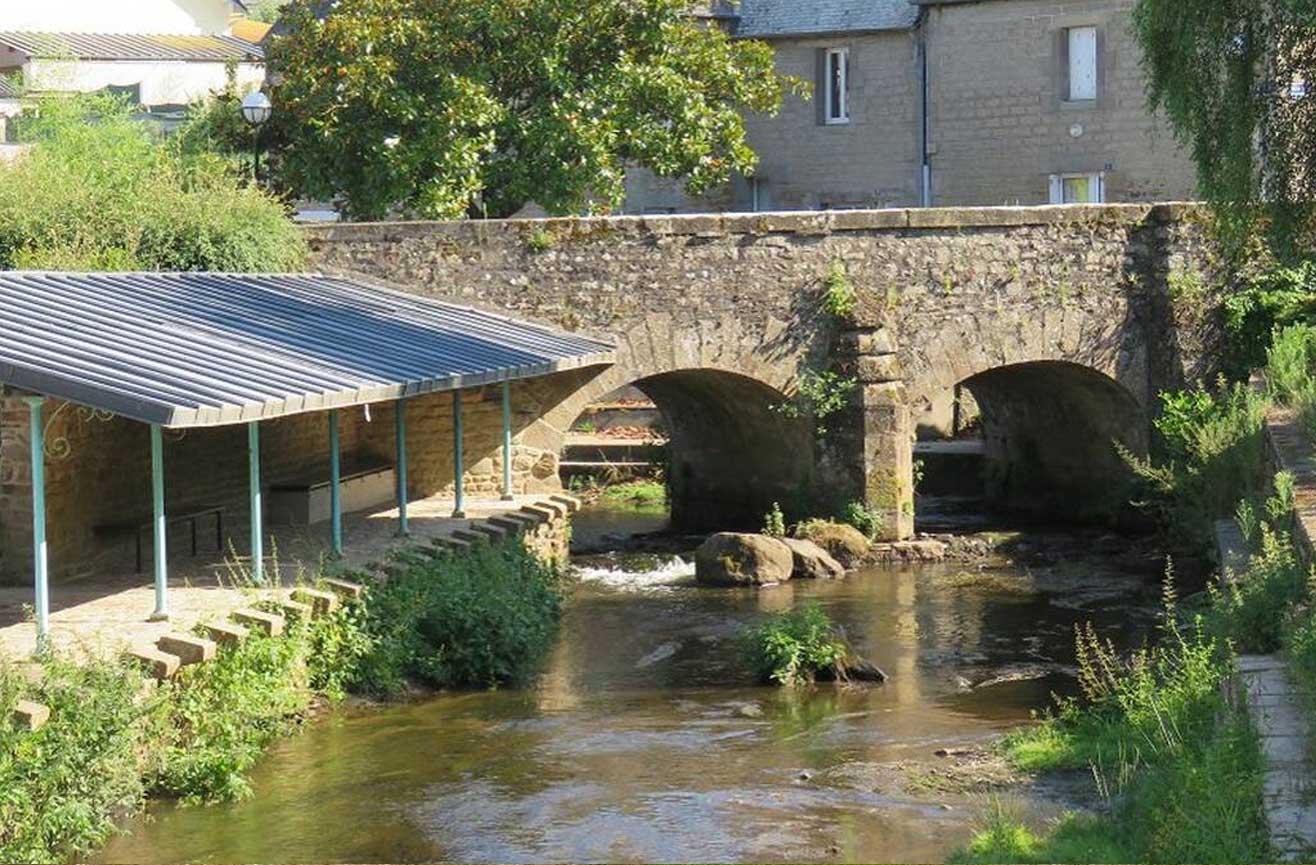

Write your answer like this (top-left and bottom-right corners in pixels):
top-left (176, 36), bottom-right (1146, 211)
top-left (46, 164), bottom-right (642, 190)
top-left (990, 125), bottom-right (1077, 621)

top-left (302, 203), bottom-right (1207, 244)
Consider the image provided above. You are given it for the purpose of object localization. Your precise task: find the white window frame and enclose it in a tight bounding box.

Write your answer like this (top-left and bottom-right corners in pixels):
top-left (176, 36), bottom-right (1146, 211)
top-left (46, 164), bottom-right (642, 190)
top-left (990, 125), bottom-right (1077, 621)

top-left (824, 47), bottom-right (850, 125)
top-left (1048, 172), bottom-right (1105, 204)
top-left (1066, 26), bottom-right (1098, 102)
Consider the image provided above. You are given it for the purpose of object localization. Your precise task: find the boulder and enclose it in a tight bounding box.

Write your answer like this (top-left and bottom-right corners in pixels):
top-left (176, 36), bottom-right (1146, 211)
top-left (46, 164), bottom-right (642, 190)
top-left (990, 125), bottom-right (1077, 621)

top-left (793, 521), bottom-right (871, 568)
top-left (695, 533), bottom-right (794, 586)
top-left (780, 537), bottom-right (846, 579)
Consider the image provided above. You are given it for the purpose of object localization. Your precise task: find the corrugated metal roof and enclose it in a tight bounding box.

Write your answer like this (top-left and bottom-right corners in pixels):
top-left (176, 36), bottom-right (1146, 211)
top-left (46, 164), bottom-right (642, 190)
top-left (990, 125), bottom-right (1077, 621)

top-left (0, 77), bottom-right (17, 98)
top-left (735, 0), bottom-right (918, 37)
top-left (0, 32), bottom-right (265, 62)
top-left (0, 272), bottom-right (615, 428)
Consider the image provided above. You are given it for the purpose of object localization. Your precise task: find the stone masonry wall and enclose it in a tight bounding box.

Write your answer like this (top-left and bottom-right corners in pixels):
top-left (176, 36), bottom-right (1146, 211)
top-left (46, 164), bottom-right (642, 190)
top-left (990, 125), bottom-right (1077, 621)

top-left (923, 0), bottom-right (1196, 206)
top-left (0, 372), bottom-right (580, 584)
top-left (305, 203), bottom-right (1220, 534)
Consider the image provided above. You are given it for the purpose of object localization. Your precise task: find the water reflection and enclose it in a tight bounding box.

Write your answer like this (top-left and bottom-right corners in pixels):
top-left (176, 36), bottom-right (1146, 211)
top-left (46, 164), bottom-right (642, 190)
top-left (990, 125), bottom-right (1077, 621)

top-left (95, 526), bottom-right (1161, 865)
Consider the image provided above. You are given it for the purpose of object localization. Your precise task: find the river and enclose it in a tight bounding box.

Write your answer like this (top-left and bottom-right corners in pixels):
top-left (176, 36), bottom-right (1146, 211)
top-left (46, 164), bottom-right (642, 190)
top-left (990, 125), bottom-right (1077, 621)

top-left (95, 502), bottom-right (1167, 864)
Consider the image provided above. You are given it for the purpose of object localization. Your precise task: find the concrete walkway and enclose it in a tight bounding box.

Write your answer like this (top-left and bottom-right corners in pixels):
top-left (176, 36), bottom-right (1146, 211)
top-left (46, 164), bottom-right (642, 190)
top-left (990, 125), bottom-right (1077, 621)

top-left (1237, 655), bottom-right (1316, 861)
top-left (0, 491), bottom-right (562, 663)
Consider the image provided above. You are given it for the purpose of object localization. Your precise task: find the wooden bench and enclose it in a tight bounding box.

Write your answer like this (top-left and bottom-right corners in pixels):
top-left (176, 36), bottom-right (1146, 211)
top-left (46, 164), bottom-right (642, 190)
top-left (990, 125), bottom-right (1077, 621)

top-left (95, 504), bottom-right (225, 573)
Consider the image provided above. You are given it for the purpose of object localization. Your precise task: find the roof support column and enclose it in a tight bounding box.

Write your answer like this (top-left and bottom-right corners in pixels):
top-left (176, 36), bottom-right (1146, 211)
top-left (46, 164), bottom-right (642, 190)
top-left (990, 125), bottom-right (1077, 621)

top-left (24, 396), bottom-right (49, 655)
top-left (395, 399), bottom-right (409, 536)
top-left (501, 381), bottom-right (514, 502)
top-left (248, 420), bottom-right (264, 584)
top-left (149, 423), bottom-right (169, 621)
top-left (329, 409), bottom-right (343, 556)
top-left (452, 390), bottom-right (466, 519)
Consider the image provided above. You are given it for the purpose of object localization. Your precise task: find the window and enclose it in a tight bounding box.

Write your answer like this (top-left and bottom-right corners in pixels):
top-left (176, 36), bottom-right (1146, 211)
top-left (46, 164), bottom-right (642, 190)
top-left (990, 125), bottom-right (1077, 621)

top-left (1049, 172), bottom-right (1105, 204)
top-left (824, 48), bottom-right (849, 124)
top-left (1067, 26), bottom-right (1097, 101)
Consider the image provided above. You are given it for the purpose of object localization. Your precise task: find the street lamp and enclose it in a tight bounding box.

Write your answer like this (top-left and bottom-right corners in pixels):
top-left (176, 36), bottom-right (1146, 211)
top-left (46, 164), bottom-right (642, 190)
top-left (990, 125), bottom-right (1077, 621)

top-left (239, 91), bottom-right (272, 183)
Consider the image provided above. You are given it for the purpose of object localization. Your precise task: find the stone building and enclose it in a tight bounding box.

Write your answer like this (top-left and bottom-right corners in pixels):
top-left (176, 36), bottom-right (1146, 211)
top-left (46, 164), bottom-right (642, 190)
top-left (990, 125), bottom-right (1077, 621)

top-left (624, 0), bottom-right (1196, 213)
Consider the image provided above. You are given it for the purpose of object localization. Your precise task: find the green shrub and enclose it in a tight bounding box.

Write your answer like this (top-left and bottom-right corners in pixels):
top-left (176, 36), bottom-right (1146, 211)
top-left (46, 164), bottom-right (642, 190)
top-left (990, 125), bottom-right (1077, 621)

top-left (821, 259), bottom-right (857, 319)
top-left (1265, 323), bottom-right (1316, 407)
top-left (1209, 527), bottom-right (1307, 654)
top-left (1123, 380), bottom-right (1268, 551)
top-left (762, 501), bottom-right (786, 538)
top-left (1222, 258), bottom-right (1316, 378)
top-left (840, 500), bottom-right (884, 540)
top-left (973, 590), bottom-right (1270, 864)
top-left (741, 601), bottom-right (850, 686)
top-left (350, 539), bottom-right (563, 696)
top-left (0, 658), bottom-right (152, 863)
top-left (0, 93), bottom-right (305, 272)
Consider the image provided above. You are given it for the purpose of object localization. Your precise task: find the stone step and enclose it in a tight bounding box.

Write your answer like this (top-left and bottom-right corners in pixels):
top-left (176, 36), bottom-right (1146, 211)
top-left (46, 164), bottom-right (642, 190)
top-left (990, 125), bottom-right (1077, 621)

top-left (517, 506), bottom-right (551, 525)
top-left (488, 515), bottom-right (528, 535)
top-left (452, 528), bottom-right (487, 545)
top-left (128, 646), bottom-right (181, 680)
top-left (292, 587), bottom-right (339, 617)
top-left (321, 577), bottom-right (365, 601)
top-left (434, 535), bottom-right (473, 553)
top-left (156, 633), bottom-right (217, 666)
top-left (522, 503), bottom-right (559, 522)
top-left (12, 699), bottom-right (50, 731)
top-left (203, 621), bottom-right (250, 645)
top-left (279, 599), bottom-right (314, 621)
top-left (232, 607), bottom-right (285, 637)
top-left (549, 493), bottom-right (583, 513)
top-left (470, 522), bottom-right (507, 540)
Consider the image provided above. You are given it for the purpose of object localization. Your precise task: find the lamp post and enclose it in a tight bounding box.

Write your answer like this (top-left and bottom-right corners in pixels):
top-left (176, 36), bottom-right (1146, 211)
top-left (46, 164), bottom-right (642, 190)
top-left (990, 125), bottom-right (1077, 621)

top-left (239, 91), bottom-right (272, 184)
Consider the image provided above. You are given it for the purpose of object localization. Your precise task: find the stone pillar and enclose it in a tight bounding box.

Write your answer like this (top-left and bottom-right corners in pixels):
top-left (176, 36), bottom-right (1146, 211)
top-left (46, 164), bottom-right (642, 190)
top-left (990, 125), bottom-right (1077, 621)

top-left (850, 327), bottom-right (914, 541)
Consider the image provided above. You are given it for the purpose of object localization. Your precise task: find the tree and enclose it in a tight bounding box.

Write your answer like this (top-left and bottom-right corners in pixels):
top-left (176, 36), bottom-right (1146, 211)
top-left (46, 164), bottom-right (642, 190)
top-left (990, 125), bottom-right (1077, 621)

top-left (267, 0), bottom-right (804, 220)
top-left (1134, 0), bottom-right (1316, 254)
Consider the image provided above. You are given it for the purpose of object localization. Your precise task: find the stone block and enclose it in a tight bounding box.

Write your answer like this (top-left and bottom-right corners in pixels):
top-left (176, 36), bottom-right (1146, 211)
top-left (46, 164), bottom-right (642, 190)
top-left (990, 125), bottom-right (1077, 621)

top-left (279, 599), bottom-right (314, 621)
top-left (12, 699), bottom-right (49, 731)
top-left (470, 522), bottom-right (508, 540)
top-left (452, 528), bottom-right (489, 545)
top-left (203, 621), bottom-right (250, 645)
top-left (157, 633), bottom-right (217, 666)
top-left (857, 355), bottom-right (902, 383)
top-left (548, 493), bottom-right (582, 513)
top-left (292, 587), bottom-right (340, 617)
top-left (434, 535), bottom-right (472, 552)
top-left (488, 515), bottom-right (528, 535)
top-left (232, 607), bottom-right (285, 637)
top-left (128, 646), bottom-right (181, 680)
top-left (321, 578), bottom-right (365, 601)
top-left (517, 506), bottom-right (551, 524)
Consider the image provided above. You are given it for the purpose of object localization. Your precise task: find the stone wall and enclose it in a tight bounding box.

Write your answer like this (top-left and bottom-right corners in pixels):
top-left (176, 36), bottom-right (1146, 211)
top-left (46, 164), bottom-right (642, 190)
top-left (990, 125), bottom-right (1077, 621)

top-left (306, 203), bottom-right (1220, 532)
top-left (0, 372), bottom-right (580, 584)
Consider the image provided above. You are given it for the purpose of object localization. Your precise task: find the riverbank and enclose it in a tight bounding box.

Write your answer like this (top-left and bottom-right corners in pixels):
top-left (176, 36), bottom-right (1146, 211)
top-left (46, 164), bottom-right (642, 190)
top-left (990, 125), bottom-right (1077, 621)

top-left (0, 501), bottom-right (576, 864)
top-left (956, 329), bottom-right (1316, 864)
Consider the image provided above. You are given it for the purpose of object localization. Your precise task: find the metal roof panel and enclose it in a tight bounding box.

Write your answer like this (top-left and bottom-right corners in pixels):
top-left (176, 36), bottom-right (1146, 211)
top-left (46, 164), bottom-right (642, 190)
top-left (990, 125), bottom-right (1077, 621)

top-left (0, 272), bottom-right (615, 428)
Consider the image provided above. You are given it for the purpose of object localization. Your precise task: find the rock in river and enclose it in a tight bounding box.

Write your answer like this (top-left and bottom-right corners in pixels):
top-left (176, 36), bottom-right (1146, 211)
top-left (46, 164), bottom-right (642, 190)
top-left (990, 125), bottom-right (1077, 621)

top-left (695, 533), bottom-right (794, 586)
top-left (779, 537), bottom-right (846, 579)
top-left (793, 521), bottom-right (871, 568)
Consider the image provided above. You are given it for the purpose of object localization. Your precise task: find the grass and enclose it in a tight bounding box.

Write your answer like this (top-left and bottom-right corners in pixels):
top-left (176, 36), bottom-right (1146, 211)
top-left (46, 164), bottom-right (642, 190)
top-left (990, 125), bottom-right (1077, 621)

top-left (0, 536), bottom-right (563, 862)
top-left (954, 564), bottom-right (1272, 864)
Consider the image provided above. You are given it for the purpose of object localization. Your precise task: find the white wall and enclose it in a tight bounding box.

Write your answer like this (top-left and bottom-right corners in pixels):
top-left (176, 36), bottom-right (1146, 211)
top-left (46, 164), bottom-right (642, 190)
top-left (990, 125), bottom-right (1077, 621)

top-left (27, 58), bottom-right (264, 105)
top-left (0, 0), bottom-right (234, 35)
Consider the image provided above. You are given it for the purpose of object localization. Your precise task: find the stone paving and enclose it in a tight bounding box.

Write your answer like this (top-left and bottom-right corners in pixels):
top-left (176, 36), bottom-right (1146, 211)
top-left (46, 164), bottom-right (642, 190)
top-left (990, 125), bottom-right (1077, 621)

top-left (0, 491), bottom-right (559, 663)
top-left (1237, 655), bottom-right (1316, 861)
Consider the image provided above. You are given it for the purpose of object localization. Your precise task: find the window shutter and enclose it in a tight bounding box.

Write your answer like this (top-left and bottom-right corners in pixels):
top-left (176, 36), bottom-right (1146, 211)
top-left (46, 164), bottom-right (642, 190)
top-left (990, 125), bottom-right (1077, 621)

top-left (1068, 27), bottom-right (1097, 100)
top-left (815, 48), bottom-right (827, 125)
top-left (1048, 175), bottom-right (1063, 204)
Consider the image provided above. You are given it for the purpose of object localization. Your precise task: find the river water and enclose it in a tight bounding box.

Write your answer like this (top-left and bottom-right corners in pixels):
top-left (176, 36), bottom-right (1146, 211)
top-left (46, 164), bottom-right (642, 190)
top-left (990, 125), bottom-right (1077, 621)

top-left (96, 504), bottom-right (1167, 864)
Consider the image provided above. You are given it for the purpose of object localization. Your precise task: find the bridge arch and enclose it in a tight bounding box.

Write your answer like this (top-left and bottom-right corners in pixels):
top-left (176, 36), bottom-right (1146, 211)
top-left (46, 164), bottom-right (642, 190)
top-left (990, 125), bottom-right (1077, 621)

top-left (543, 316), bottom-right (820, 531)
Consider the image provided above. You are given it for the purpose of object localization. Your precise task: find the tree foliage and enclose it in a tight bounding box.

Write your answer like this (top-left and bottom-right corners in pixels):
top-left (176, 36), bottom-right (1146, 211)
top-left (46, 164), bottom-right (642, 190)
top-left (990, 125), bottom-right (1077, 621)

top-left (1133, 0), bottom-right (1316, 253)
top-left (268, 0), bottom-right (803, 220)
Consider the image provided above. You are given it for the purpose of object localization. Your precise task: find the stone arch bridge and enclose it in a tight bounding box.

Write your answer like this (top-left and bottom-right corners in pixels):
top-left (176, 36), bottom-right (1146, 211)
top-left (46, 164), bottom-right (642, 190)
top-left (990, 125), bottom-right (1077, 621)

top-left (306, 203), bottom-right (1216, 539)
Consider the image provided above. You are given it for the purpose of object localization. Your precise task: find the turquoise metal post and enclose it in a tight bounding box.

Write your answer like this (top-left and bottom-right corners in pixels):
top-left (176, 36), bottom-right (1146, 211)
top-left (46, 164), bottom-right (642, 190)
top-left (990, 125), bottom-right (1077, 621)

top-left (395, 399), bottom-right (409, 536)
top-left (149, 423), bottom-right (169, 621)
top-left (452, 390), bottom-right (466, 518)
top-left (501, 381), bottom-right (514, 501)
top-left (24, 397), bottom-right (49, 653)
top-left (329, 409), bottom-right (342, 556)
top-left (248, 421), bottom-right (263, 584)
